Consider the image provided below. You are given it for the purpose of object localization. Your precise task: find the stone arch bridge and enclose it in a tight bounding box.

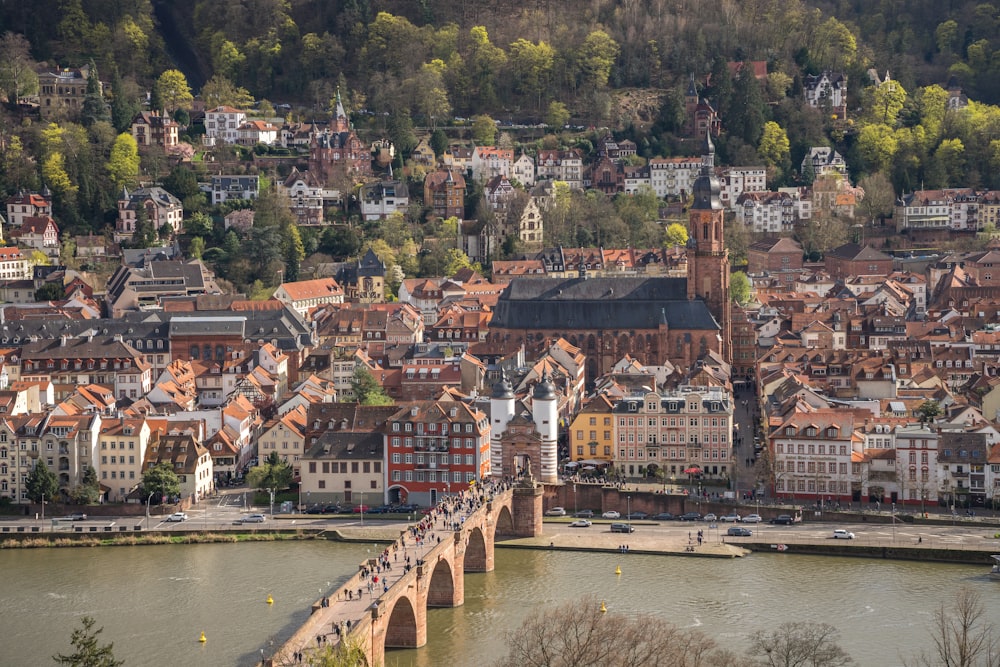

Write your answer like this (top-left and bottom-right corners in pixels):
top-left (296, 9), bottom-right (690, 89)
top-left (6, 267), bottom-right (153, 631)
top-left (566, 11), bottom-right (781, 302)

top-left (269, 481), bottom-right (542, 666)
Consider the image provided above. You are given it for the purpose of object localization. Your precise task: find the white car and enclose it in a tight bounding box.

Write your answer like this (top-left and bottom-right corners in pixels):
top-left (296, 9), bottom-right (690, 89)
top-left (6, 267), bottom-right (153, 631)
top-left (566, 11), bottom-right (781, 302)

top-left (166, 512), bottom-right (188, 522)
top-left (569, 519), bottom-right (592, 528)
top-left (703, 513), bottom-right (717, 522)
top-left (720, 514), bottom-right (741, 523)
top-left (742, 514), bottom-right (763, 523)
top-left (242, 514), bottom-right (266, 523)
top-left (602, 511), bottom-right (621, 519)
top-left (833, 529), bottom-right (855, 539)
top-left (545, 507), bottom-right (567, 517)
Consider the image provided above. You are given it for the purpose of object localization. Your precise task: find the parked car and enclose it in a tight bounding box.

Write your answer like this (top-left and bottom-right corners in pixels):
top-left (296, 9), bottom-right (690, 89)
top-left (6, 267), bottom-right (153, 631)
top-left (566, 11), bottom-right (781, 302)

top-left (742, 514), bottom-right (763, 523)
top-left (392, 504), bottom-right (420, 513)
top-left (602, 511), bottom-right (621, 519)
top-left (678, 512), bottom-right (702, 521)
top-left (574, 509), bottom-right (595, 518)
top-left (770, 514), bottom-right (796, 525)
top-left (304, 505), bottom-right (325, 515)
top-left (653, 512), bottom-right (675, 521)
top-left (569, 519), bottom-right (592, 528)
top-left (703, 513), bottom-right (718, 522)
top-left (545, 507), bottom-right (567, 517)
top-left (242, 514), bottom-right (266, 523)
top-left (610, 522), bottom-right (635, 533)
top-left (323, 504), bottom-right (343, 514)
top-left (352, 505), bottom-right (371, 514)
top-left (166, 512), bottom-right (188, 522)
top-left (833, 529), bottom-right (855, 539)
top-left (727, 526), bottom-right (753, 537)
top-left (626, 511), bottom-right (648, 520)
top-left (720, 514), bottom-right (741, 523)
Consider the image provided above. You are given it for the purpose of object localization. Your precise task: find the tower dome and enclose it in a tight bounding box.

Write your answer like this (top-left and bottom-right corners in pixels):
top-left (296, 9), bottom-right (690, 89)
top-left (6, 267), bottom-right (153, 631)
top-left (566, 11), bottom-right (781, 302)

top-left (491, 370), bottom-right (514, 399)
top-left (532, 371), bottom-right (557, 400)
top-left (691, 133), bottom-right (722, 211)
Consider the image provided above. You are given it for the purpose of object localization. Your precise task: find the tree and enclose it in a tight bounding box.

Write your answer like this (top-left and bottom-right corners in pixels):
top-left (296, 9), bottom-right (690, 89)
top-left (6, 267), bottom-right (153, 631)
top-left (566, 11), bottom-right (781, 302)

top-left (53, 616), bottom-right (123, 667)
top-left (472, 114), bottom-right (498, 145)
top-left (725, 218), bottom-right (751, 267)
top-left (0, 31), bottom-right (38, 104)
top-left (200, 74), bottom-right (255, 109)
top-left (246, 451), bottom-right (294, 493)
top-left (509, 38), bottom-right (554, 108)
top-left (748, 622), bottom-right (854, 667)
top-left (576, 30), bottom-right (620, 91)
top-left (918, 400), bottom-right (943, 424)
top-left (430, 129), bottom-right (449, 157)
top-left (759, 122), bottom-right (791, 170)
top-left (109, 69), bottom-right (141, 134)
top-left (184, 211), bottom-right (214, 238)
top-left (494, 596), bottom-right (737, 667)
top-left (35, 282), bottom-right (65, 302)
top-left (351, 366), bottom-right (393, 406)
top-left (131, 203), bottom-right (157, 249)
top-left (141, 461), bottom-right (180, 503)
top-left (730, 64), bottom-right (766, 145)
top-left (70, 466), bottom-right (101, 505)
top-left (106, 133), bottom-right (139, 191)
top-left (856, 124), bottom-right (898, 173)
top-left (189, 237), bottom-right (206, 260)
top-left (26, 459), bottom-right (59, 503)
top-left (665, 222), bottom-right (689, 247)
top-left (81, 61), bottom-right (110, 128)
top-left (545, 101), bottom-right (570, 130)
top-left (907, 588), bottom-right (999, 667)
top-left (869, 79), bottom-right (907, 126)
top-left (856, 173), bottom-right (895, 226)
top-left (731, 271), bottom-right (752, 305)
top-left (156, 69), bottom-right (193, 112)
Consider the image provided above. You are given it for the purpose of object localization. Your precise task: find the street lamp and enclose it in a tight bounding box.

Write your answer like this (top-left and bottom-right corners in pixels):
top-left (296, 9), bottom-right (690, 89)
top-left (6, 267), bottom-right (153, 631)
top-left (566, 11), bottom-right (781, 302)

top-left (146, 492), bottom-right (153, 528)
top-left (268, 488), bottom-right (275, 517)
top-left (573, 483), bottom-right (577, 516)
top-left (891, 502), bottom-right (896, 542)
top-left (627, 495), bottom-right (631, 527)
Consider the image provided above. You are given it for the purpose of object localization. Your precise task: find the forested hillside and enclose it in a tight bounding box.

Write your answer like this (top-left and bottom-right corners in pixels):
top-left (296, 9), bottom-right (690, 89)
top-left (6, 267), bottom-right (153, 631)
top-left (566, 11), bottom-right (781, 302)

top-left (2, 0), bottom-right (1000, 252)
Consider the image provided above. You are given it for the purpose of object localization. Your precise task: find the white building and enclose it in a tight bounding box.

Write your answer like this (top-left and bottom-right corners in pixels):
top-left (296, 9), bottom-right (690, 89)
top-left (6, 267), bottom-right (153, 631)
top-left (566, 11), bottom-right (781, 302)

top-left (204, 106), bottom-right (247, 145)
top-left (648, 158), bottom-right (700, 198)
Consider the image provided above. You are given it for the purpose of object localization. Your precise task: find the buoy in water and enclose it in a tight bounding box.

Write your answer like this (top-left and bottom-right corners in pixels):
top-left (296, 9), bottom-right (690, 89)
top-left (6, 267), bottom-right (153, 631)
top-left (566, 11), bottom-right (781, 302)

top-left (266, 594), bottom-right (274, 605)
top-left (615, 565), bottom-right (621, 575)
top-left (600, 600), bottom-right (607, 613)
top-left (199, 631), bottom-right (206, 643)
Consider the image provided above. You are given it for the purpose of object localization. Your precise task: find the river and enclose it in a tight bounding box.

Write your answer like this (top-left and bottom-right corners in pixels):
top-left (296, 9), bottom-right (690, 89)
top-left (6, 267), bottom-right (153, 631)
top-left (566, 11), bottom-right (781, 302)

top-left (2, 541), bottom-right (996, 666)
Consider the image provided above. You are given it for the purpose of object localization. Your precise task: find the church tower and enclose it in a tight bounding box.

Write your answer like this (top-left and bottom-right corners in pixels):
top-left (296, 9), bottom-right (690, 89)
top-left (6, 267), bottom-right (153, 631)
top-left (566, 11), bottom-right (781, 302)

top-left (686, 133), bottom-right (731, 362)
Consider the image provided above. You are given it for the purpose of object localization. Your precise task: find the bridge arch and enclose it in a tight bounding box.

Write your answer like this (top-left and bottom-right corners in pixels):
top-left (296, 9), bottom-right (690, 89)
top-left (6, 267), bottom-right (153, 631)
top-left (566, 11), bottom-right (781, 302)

top-left (427, 555), bottom-right (460, 607)
top-left (464, 526), bottom-right (489, 572)
top-left (494, 504), bottom-right (515, 537)
top-left (384, 595), bottom-right (420, 648)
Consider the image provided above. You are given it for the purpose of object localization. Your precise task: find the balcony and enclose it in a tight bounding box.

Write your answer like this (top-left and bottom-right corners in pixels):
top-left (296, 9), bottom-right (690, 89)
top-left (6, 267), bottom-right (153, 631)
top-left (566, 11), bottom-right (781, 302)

top-left (414, 460), bottom-right (448, 471)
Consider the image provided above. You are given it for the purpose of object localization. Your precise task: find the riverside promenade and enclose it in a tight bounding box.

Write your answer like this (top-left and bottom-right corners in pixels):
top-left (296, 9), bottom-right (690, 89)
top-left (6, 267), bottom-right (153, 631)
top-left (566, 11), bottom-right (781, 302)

top-left (265, 480), bottom-right (517, 666)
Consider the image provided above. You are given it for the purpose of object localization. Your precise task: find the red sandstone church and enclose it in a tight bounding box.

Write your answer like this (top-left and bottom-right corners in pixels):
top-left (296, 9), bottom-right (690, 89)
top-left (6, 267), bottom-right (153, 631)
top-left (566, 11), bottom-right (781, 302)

top-left (489, 135), bottom-right (731, 383)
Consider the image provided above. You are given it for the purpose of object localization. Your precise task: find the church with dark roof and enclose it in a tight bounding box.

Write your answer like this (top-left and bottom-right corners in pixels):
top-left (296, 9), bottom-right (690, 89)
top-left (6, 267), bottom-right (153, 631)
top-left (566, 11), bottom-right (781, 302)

top-left (489, 135), bottom-right (731, 382)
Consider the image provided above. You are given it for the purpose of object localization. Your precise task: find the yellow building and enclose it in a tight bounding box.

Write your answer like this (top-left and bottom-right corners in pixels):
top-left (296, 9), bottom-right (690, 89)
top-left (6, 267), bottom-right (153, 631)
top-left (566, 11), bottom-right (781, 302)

top-left (569, 395), bottom-right (616, 463)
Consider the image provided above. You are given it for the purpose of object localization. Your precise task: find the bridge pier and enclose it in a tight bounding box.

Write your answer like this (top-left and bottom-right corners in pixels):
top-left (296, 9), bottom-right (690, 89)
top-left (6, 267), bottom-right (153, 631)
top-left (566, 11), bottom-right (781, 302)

top-left (511, 480), bottom-right (544, 537)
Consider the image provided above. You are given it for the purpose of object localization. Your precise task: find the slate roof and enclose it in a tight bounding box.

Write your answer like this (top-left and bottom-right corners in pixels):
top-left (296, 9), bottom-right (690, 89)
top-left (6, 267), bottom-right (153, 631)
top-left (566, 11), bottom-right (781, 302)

top-left (490, 276), bottom-right (719, 331)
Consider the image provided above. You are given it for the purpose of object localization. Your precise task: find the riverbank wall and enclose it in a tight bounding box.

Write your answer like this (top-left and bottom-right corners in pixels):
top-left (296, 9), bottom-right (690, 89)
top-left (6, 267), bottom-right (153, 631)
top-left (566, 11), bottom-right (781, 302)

top-left (742, 541), bottom-right (999, 564)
